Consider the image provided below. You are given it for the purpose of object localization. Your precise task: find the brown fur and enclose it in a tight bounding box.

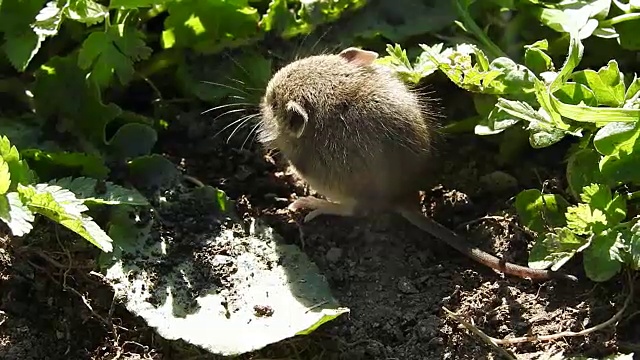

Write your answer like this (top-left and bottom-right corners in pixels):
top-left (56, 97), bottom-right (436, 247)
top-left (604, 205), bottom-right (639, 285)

top-left (258, 52), bottom-right (435, 208)
top-left (257, 48), bottom-right (577, 281)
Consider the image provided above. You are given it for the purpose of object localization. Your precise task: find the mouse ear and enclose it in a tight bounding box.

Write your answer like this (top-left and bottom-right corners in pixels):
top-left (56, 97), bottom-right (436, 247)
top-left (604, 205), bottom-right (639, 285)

top-left (285, 100), bottom-right (308, 138)
top-left (339, 47), bottom-right (378, 66)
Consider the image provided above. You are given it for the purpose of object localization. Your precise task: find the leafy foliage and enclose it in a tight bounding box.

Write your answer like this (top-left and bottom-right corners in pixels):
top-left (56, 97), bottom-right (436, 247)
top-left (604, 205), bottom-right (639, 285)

top-left (376, 0), bottom-right (640, 282)
top-left (0, 136), bottom-right (148, 251)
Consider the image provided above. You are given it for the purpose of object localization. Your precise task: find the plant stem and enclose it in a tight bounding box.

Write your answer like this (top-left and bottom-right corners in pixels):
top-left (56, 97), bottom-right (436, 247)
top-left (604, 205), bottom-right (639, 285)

top-left (454, 0), bottom-right (508, 59)
top-left (600, 13), bottom-right (640, 27)
top-left (626, 190), bottom-right (640, 201)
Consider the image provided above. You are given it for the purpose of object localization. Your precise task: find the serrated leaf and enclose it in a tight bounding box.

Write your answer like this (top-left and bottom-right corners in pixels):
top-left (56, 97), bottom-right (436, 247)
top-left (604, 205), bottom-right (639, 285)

top-left (0, 0), bottom-right (48, 71)
top-left (572, 60), bottom-right (626, 107)
top-left (515, 189), bottom-right (569, 234)
top-left (583, 230), bottom-right (623, 281)
top-left (528, 227), bottom-right (589, 270)
top-left (566, 203), bottom-right (607, 235)
top-left (17, 183), bottom-right (113, 251)
top-left (3, 31), bottom-right (43, 72)
top-left (78, 25), bottom-right (152, 88)
top-left (33, 54), bottom-right (122, 145)
top-left (51, 177), bottom-right (149, 206)
top-left (162, 0), bottom-right (260, 52)
top-left (65, 0), bottom-right (108, 25)
top-left (107, 123), bottom-right (157, 159)
top-left (33, 1), bottom-right (64, 37)
top-left (0, 192), bottom-right (35, 236)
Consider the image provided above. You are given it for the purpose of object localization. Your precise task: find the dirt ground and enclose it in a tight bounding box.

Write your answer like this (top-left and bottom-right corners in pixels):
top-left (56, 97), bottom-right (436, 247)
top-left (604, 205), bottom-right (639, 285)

top-left (1, 78), bottom-right (639, 360)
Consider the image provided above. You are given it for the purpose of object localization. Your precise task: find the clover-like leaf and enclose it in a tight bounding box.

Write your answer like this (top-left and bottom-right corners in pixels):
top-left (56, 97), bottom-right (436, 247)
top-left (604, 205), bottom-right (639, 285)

top-left (528, 227), bottom-right (589, 270)
top-left (515, 189), bottom-right (569, 234)
top-left (583, 229), bottom-right (624, 282)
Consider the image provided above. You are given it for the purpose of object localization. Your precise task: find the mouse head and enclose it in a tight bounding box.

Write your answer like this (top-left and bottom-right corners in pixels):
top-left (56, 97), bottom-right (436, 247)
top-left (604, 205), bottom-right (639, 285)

top-left (257, 47), bottom-right (379, 145)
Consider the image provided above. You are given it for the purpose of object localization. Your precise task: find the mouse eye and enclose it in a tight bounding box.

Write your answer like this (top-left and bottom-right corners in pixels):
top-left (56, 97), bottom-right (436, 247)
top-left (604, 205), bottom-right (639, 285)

top-left (285, 100), bottom-right (308, 138)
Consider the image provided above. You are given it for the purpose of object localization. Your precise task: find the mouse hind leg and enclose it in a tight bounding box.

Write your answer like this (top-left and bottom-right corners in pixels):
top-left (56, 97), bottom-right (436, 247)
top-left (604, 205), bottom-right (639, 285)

top-left (288, 196), bottom-right (359, 223)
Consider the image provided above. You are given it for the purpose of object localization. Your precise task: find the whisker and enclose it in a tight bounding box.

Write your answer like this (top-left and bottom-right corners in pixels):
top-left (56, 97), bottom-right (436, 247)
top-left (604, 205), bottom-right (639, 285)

top-left (309, 26), bottom-right (332, 56)
top-left (201, 102), bottom-right (253, 115)
top-left (226, 54), bottom-right (250, 77)
top-left (230, 95), bottom-right (247, 101)
top-left (227, 113), bottom-right (261, 143)
top-left (210, 108), bottom-right (247, 123)
top-left (227, 77), bottom-right (246, 85)
top-left (241, 120), bottom-right (262, 150)
top-left (213, 114), bottom-right (255, 138)
top-left (200, 80), bottom-right (250, 95)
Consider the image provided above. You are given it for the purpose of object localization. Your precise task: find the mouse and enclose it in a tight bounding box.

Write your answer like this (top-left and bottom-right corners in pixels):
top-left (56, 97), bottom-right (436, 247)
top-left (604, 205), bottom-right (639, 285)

top-left (256, 47), bottom-right (577, 282)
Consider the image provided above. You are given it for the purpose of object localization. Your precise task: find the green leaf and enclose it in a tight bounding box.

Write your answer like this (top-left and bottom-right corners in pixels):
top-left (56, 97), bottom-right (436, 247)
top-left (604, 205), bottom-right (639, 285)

top-left (616, 19), bottom-right (640, 50)
top-left (259, 0), bottom-right (307, 37)
top-left (0, 192), bottom-right (35, 236)
top-left (109, 0), bottom-right (168, 9)
top-left (625, 74), bottom-right (640, 102)
top-left (579, 184), bottom-right (626, 226)
top-left (0, 0), bottom-right (48, 71)
top-left (565, 203), bottom-right (607, 235)
top-left (33, 54), bottom-right (122, 145)
top-left (17, 183), bottom-right (113, 252)
top-left (78, 25), bottom-right (152, 88)
top-left (21, 149), bottom-right (110, 180)
top-left (528, 227), bottom-right (589, 270)
top-left (553, 83), bottom-right (597, 106)
top-left (524, 39), bottom-right (554, 75)
top-left (626, 221), bottom-right (640, 270)
top-left (572, 60), bottom-right (626, 107)
top-left (583, 229), bottom-right (623, 281)
top-left (183, 50), bottom-right (271, 103)
top-left (0, 135), bottom-right (34, 190)
top-left (530, 0), bottom-right (611, 38)
top-left (162, 0), bottom-right (260, 53)
top-left (107, 123), bottom-right (158, 159)
top-left (128, 154), bottom-right (180, 190)
top-left (420, 43), bottom-right (505, 94)
top-left (474, 107), bottom-right (520, 135)
top-left (376, 44), bottom-right (442, 85)
top-left (65, 0), bottom-right (108, 25)
top-left (593, 121), bottom-right (640, 184)
top-left (515, 189), bottom-right (569, 234)
top-left (566, 148), bottom-right (607, 199)
top-left (0, 158), bottom-right (10, 194)
top-left (51, 177), bottom-right (149, 206)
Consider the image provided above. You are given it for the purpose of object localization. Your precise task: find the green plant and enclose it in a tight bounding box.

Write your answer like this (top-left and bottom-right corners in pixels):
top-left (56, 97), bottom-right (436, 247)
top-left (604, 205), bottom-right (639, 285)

top-left (376, 0), bottom-right (640, 282)
top-left (0, 135), bottom-right (148, 252)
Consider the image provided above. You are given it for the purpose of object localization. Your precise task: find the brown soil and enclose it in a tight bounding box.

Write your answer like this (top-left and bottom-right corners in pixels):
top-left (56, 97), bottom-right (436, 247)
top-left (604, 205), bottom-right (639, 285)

top-left (1, 86), bottom-right (639, 360)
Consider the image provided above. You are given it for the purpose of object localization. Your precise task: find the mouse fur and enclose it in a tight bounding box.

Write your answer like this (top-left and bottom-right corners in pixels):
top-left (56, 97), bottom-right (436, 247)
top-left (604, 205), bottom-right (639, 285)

top-left (258, 48), bottom-right (439, 209)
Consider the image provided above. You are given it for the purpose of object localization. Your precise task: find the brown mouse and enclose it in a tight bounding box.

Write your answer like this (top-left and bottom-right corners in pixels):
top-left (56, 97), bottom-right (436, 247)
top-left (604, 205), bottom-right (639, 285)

top-left (256, 47), bottom-right (577, 282)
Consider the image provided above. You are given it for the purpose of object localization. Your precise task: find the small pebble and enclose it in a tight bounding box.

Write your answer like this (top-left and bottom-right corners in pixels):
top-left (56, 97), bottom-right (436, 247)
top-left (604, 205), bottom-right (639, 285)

top-left (325, 247), bottom-right (343, 263)
top-left (397, 276), bottom-right (418, 294)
